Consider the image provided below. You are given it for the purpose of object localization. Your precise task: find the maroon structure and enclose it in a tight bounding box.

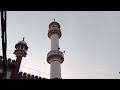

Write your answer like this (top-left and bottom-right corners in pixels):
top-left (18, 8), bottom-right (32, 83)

top-left (11, 38), bottom-right (28, 79)
top-left (0, 38), bottom-right (47, 79)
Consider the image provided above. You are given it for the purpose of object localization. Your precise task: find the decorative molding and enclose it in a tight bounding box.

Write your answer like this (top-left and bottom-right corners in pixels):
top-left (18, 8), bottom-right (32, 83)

top-left (47, 50), bottom-right (64, 64)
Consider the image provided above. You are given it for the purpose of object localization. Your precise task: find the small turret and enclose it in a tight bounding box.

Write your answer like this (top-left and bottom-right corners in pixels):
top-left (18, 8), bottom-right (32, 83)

top-left (11, 38), bottom-right (28, 79)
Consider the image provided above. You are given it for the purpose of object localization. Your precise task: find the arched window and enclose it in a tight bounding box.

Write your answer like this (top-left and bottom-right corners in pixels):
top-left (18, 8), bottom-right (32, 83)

top-left (16, 46), bottom-right (18, 49)
top-left (18, 46), bottom-right (20, 49)
top-left (52, 25), bottom-right (58, 28)
top-left (21, 46), bottom-right (23, 50)
top-left (23, 47), bottom-right (26, 51)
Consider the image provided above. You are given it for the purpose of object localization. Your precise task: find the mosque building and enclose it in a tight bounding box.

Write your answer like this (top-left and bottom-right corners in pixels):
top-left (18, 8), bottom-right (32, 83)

top-left (0, 20), bottom-right (64, 79)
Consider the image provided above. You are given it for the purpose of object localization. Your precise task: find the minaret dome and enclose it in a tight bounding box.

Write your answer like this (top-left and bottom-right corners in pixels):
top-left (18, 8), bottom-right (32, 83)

top-left (49, 21), bottom-right (60, 29)
top-left (15, 37), bottom-right (28, 51)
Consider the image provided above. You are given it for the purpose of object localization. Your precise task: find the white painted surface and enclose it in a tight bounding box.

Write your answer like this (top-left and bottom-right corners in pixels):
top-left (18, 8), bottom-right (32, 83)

top-left (50, 60), bottom-right (61, 79)
top-left (51, 34), bottom-right (59, 50)
top-left (0, 69), bottom-right (12, 79)
top-left (6, 71), bottom-right (12, 79)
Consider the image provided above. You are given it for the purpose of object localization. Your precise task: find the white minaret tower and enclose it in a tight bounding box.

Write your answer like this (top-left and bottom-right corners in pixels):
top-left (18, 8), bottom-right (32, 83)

top-left (47, 19), bottom-right (64, 79)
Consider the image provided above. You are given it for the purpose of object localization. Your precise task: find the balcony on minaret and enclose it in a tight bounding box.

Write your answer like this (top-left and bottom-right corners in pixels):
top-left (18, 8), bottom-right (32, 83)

top-left (49, 27), bottom-right (61, 32)
top-left (47, 50), bottom-right (64, 64)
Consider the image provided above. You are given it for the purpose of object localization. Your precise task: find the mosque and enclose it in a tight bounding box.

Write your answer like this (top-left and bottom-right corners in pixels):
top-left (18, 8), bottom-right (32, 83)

top-left (0, 20), bottom-right (64, 79)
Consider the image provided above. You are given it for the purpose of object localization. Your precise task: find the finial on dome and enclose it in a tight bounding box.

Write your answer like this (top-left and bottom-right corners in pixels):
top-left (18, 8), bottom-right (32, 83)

top-left (54, 18), bottom-right (55, 22)
top-left (23, 37), bottom-right (25, 41)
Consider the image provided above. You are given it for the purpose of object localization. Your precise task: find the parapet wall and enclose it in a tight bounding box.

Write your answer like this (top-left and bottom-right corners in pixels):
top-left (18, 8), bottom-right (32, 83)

top-left (0, 56), bottom-right (17, 70)
top-left (18, 71), bottom-right (47, 79)
top-left (0, 55), bottom-right (47, 79)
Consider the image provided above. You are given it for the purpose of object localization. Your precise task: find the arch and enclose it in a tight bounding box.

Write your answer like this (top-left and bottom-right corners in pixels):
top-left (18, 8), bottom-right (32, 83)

top-left (21, 46), bottom-right (23, 50)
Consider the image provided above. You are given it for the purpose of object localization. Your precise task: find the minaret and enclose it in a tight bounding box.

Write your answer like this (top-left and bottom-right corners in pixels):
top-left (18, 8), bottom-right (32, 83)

top-left (11, 38), bottom-right (28, 79)
top-left (47, 19), bottom-right (64, 79)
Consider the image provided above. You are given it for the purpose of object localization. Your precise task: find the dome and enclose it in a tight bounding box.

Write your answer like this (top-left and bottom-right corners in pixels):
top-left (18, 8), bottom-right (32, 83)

top-left (17, 37), bottom-right (27, 46)
top-left (18, 40), bottom-right (27, 46)
top-left (15, 37), bottom-right (28, 51)
top-left (49, 21), bottom-right (60, 28)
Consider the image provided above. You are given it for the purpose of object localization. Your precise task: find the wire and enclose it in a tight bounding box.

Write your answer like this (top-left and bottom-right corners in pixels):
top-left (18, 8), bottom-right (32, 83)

top-left (21, 65), bottom-right (50, 76)
top-left (0, 48), bottom-right (50, 76)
